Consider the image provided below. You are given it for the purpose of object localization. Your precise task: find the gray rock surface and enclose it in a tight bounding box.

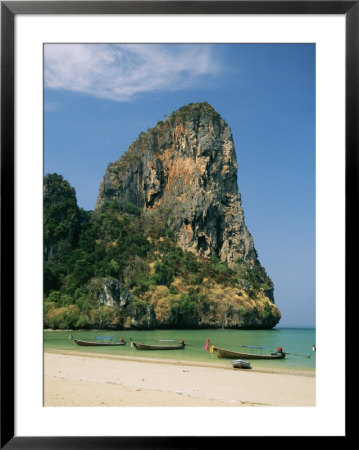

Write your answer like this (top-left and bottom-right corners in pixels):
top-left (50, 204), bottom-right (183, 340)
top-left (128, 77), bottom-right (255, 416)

top-left (98, 278), bottom-right (134, 307)
top-left (96, 102), bottom-right (258, 267)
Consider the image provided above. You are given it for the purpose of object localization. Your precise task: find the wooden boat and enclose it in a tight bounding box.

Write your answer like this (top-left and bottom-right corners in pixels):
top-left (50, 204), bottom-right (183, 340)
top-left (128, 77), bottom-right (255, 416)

top-left (130, 338), bottom-right (185, 350)
top-left (231, 359), bottom-right (252, 369)
top-left (69, 334), bottom-right (126, 347)
top-left (212, 346), bottom-right (285, 360)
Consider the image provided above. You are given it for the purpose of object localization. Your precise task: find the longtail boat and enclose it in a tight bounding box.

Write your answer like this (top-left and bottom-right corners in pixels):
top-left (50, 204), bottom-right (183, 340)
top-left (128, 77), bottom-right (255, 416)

top-left (212, 345), bottom-right (285, 360)
top-left (130, 338), bottom-right (185, 350)
top-left (69, 334), bottom-right (126, 347)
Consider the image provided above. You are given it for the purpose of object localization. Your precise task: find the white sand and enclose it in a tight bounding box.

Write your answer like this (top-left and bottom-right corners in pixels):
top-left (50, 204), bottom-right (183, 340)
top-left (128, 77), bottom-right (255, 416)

top-left (44, 350), bottom-right (315, 407)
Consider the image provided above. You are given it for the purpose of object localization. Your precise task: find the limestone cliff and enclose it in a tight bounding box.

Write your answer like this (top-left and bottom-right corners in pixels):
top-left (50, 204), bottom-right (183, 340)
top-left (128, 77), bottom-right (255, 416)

top-left (44, 105), bottom-right (282, 330)
top-left (96, 102), bottom-right (258, 267)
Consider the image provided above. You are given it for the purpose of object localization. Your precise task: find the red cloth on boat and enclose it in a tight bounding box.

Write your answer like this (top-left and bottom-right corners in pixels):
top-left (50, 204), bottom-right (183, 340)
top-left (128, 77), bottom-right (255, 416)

top-left (204, 338), bottom-right (209, 350)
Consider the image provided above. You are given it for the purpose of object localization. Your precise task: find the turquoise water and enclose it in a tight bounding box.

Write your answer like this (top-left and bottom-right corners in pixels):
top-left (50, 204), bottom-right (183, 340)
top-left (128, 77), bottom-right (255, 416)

top-left (44, 327), bottom-right (315, 373)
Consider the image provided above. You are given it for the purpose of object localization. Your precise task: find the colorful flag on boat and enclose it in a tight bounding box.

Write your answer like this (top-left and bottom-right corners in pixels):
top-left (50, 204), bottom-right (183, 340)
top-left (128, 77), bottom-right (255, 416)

top-left (210, 345), bottom-right (214, 356)
top-left (204, 338), bottom-right (209, 351)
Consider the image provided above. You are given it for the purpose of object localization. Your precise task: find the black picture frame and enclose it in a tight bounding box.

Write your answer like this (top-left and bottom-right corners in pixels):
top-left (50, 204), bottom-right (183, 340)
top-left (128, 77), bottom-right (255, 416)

top-left (1, 1), bottom-right (352, 447)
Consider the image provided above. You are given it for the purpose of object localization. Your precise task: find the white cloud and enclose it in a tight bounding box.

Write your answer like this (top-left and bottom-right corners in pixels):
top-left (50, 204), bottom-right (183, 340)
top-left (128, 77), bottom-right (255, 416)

top-left (44, 101), bottom-right (62, 112)
top-left (44, 44), bottom-right (220, 102)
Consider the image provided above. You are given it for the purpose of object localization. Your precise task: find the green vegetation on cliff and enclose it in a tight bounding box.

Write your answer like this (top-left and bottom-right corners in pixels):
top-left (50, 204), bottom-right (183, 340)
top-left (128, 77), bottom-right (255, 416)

top-left (44, 173), bottom-right (280, 330)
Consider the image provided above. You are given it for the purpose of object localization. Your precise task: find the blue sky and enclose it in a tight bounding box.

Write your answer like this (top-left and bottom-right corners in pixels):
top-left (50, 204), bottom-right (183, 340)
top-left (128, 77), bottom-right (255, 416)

top-left (44, 43), bottom-right (315, 327)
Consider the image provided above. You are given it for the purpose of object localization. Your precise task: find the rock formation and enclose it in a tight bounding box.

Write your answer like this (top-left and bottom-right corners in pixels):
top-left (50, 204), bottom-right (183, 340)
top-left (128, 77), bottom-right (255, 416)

top-left (97, 279), bottom-right (134, 307)
top-left (96, 102), bottom-right (258, 267)
top-left (43, 103), bottom-right (281, 331)
top-left (95, 278), bottom-right (156, 329)
top-left (44, 173), bottom-right (80, 261)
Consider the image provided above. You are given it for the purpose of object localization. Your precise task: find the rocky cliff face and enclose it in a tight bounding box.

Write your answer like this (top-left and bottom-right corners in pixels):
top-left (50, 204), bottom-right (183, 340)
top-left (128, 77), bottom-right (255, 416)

top-left (44, 106), bottom-right (282, 330)
top-left (96, 102), bottom-right (258, 267)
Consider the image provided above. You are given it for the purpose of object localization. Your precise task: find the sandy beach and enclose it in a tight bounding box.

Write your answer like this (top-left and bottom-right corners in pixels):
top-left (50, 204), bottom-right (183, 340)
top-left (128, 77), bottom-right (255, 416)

top-left (44, 350), bottom-right (315, 407)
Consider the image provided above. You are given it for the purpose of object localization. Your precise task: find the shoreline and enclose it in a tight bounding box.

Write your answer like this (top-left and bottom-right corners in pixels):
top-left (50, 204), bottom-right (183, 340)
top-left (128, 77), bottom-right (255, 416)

top-left (45, 347), bottom-right (315, 377)
top-left (44, 349), bottom-right (316, 407)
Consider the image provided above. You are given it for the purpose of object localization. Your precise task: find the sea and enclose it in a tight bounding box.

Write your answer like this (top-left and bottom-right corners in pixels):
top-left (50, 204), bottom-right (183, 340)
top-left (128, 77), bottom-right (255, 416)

top-left (44, 327), bottom-right (316, 373)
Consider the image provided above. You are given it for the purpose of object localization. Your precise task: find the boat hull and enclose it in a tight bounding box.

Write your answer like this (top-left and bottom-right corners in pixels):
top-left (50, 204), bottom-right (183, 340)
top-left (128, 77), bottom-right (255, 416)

top-left (132, 342), bottom-right (185, 350)
top-left (231, 359), bottom-right (252, 369)
top-left (213, 346), bottom-right (285, 360)
top-left (73, 339), bottom-right (126, 347)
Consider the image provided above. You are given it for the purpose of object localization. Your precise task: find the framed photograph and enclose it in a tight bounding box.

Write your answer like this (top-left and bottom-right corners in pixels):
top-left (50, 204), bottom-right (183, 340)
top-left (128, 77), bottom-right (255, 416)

top-left (1, 1), bottom-right (353, 447)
